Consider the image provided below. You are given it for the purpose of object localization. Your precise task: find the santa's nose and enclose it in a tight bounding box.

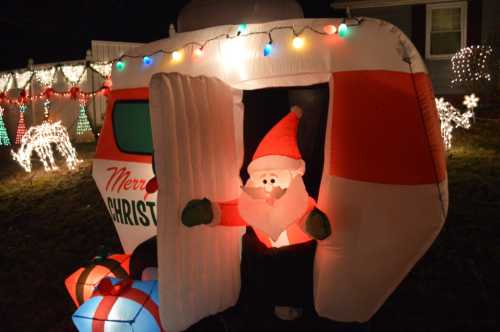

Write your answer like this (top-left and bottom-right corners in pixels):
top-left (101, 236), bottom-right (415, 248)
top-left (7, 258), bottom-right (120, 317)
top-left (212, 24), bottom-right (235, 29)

top-left (264, 183), bottom-right (274, 192)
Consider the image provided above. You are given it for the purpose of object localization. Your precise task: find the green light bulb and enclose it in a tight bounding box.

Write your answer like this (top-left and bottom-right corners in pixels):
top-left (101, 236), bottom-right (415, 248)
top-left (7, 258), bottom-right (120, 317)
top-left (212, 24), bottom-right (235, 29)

top-left (116, 60), bottom-right (125, 72)
top-left (338, 23), bottom-right (348, 38)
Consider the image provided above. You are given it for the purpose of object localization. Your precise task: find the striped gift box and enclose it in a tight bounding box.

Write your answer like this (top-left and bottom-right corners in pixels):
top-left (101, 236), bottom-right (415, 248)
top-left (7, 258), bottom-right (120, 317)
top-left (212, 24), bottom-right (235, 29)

top-left (65, 254), bottom-right (131, 307)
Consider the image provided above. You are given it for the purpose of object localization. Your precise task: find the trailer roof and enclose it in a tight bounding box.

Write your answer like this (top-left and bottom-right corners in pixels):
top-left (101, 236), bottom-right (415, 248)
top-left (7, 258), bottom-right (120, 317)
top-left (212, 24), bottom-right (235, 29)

top-left (112, 17), bottom-right (426, 91)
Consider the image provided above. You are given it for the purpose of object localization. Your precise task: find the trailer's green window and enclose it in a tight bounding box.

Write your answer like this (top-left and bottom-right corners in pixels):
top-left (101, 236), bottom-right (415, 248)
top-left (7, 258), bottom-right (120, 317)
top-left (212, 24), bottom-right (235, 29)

top-left (113, 100), bottom-right (153, 154)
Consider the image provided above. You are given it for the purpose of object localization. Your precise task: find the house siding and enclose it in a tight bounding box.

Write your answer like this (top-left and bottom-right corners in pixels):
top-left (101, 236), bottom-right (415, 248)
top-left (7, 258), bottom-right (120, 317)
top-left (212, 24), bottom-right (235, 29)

top-left (482, 0), bottom-right (500, 50)
top-left (350, 6), bottom-right (413, 37)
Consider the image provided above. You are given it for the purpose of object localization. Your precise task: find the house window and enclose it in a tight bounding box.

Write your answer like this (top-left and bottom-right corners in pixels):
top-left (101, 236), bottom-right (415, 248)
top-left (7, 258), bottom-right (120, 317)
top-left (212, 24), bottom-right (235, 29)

top-left (426, 2), bottom-right (467, 60)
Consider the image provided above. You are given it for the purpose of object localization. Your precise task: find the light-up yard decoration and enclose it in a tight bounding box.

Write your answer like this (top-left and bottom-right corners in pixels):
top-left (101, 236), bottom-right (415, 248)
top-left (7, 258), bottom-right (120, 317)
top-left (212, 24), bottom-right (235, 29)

top-left (0, 106), bottom-right (11, 146)
top-left (463, 93), bottom-right (479, 109)
top-left (450, 45), bottom-right (493, 87)
top-left (15, 104), bottom-right (28, 145)
top-left (11, 121), bottom-right (82, 172)
top-left (436, 97), bottom-right (475, 149)
top-left (76, 98), bottom-right (95, 143)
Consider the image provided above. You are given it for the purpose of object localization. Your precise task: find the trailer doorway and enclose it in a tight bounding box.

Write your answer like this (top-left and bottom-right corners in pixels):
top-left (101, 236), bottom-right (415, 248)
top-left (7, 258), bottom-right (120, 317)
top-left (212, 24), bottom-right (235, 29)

top-left (241, 83), bottom-right (329, 199)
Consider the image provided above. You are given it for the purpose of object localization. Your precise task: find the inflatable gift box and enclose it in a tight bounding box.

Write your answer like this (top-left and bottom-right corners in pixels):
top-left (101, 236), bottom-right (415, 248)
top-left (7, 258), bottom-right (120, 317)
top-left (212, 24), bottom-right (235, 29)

top-left (72, 278), bottom-right (164, 332)
top-left (65, 254), bottom-right (131, 307)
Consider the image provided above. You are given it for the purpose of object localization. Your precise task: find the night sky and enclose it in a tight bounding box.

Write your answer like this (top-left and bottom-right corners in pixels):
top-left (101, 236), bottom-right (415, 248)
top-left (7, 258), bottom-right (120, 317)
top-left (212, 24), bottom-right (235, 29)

top-left (0, 0), bottom-right (334, 72)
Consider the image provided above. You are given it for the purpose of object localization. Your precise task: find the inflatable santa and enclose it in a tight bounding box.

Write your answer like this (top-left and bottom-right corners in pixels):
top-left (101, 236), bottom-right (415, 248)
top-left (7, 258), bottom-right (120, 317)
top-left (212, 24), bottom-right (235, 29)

top-left (182, 105), bottom-right (331, 319)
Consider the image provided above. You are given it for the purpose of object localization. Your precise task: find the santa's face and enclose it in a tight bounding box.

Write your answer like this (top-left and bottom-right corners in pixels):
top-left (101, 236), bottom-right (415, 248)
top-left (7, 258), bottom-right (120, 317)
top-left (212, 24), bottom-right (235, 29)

top-left (238, 168), bottom-right (309, 241)
top-left (243, 169), bottom-right (293, 204)
top-left (250, 169), bottom-right (292, 193)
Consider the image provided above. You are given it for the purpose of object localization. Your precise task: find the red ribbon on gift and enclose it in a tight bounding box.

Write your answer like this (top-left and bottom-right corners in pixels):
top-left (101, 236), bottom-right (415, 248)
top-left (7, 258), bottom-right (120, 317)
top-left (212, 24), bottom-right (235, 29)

top-left (90, 279), bottom-right (165, 332)
top-left (96, 278), bottom-right (133, 296)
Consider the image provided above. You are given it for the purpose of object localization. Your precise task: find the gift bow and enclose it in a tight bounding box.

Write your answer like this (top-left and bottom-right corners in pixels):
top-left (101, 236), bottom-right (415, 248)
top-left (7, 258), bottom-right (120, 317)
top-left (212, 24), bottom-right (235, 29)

top-left (96, 278), bottom-right (133, 296)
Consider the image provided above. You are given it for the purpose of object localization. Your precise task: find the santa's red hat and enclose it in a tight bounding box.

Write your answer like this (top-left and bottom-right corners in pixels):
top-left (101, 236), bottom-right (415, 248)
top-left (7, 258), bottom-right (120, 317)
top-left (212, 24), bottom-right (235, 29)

top-left (248, 106), bottom-right (305, 175)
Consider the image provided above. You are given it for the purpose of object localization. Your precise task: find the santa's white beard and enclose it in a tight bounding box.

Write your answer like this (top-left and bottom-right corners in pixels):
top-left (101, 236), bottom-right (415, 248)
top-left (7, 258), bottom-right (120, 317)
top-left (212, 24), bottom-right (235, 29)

top-left (238, 176), bottom-right (309, 241)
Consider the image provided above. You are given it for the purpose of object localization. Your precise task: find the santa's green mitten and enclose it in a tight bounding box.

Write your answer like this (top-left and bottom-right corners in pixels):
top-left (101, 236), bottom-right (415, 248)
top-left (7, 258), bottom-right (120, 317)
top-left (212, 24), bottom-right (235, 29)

top-left (305, 208), bottom-right (331, 240)
top-left (181, 198), bottom-right (213, 227)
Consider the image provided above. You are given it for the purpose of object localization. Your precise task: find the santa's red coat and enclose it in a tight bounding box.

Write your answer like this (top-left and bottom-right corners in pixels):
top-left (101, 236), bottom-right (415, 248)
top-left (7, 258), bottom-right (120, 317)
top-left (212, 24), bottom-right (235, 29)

top-left (215, 197), bottom-right (316, 248)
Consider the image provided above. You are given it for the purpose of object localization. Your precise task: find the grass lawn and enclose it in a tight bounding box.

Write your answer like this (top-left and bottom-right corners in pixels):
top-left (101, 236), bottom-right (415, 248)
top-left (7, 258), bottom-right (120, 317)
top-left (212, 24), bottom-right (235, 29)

top-left (0, 118), bottom-right (499, 331)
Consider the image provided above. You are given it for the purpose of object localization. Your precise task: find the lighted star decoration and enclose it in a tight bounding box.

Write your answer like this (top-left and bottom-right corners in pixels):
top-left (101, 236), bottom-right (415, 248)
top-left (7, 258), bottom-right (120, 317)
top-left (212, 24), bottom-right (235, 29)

top-left (463, 93), bottom-right (479, 110)
top-left (11, 121), bottom-right (82, 172)
top-left (436, 97), bottom-right (474, 150)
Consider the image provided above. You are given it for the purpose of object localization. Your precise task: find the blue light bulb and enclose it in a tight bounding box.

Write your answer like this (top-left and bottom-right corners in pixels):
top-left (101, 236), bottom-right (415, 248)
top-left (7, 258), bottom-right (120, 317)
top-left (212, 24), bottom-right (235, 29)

top-left (263, 43), bottom-right (273, 57)
top-left (143, 56), bottom-right (153, 66)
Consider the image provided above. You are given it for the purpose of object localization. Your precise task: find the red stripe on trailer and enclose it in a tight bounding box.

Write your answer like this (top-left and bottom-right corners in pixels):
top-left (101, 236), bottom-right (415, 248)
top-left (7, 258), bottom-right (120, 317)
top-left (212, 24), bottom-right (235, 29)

top-left (330, 70), bottom-right (446, 185)
top-left (95, 88), bottom-right (153, 164)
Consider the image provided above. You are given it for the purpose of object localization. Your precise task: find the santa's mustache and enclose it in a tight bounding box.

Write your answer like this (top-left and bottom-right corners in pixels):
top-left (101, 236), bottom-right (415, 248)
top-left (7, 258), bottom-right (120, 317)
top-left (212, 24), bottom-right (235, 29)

top-left (241, 185), bottom-right (287, 200)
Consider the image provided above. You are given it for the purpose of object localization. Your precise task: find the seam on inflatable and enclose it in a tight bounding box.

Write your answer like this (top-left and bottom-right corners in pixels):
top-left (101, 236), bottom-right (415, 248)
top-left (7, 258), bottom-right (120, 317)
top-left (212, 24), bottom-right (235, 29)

top-left (407, 65), bottom-right (447, 221)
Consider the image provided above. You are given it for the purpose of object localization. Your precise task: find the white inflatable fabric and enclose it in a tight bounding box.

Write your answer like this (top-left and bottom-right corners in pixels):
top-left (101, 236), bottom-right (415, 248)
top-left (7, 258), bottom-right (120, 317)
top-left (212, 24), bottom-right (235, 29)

top-left (149, 73), bottom-right (245, 331)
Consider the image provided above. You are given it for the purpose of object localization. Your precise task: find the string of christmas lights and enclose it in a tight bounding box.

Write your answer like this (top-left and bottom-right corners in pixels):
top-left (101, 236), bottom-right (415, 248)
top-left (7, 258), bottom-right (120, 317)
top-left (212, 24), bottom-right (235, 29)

top-left (90, 62), bottom-right (112, 78)
top-left (11, 121), bottom-right (82, 172)
top-left (113, 19), bottom-right (362, 71)
top-left (0, 86), bottom-right (109, 105)
top-left (62, 65), bottom-right (87, 86)
top-left (0, 73), bottom-right (13, 92)
top-left (0, 106), bottom-right (11, 146)
top-left (450, 45), bottom-right (493, 87)
top-left (0, 62), bottom-right (112, 95)
top-left (35, 67), bottom-right (57, 88)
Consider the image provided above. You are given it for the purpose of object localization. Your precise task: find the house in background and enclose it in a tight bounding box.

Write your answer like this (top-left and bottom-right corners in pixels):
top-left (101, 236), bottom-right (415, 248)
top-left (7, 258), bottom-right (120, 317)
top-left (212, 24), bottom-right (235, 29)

top-left (0, 40), bottom-right (142, 141)
top-left (332, 0), bottom-right (500, 103)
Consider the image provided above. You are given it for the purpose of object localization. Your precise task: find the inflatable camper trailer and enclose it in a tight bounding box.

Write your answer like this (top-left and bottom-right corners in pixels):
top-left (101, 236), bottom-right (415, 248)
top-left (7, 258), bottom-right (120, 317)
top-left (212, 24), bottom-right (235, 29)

top-left (92, 5), bottom-right (448, 331)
